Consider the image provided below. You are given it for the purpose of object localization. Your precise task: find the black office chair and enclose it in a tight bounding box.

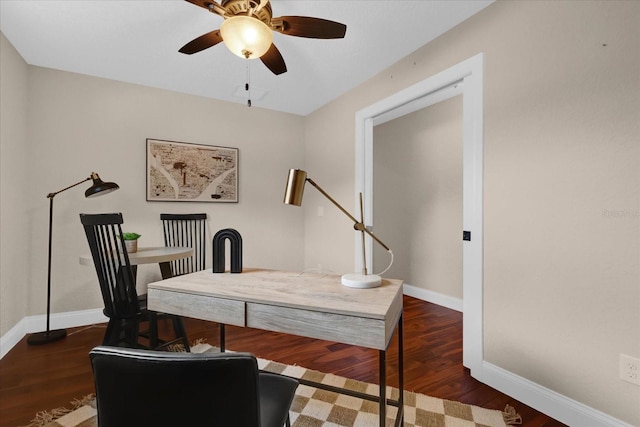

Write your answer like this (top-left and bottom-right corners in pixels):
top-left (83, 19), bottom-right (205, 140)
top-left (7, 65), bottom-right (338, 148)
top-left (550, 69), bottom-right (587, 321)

top-left (80, 213), bottom-right (190, 350)
top-left (160, 213), bottom-right (207, 276)
top-left (90, 346), bottom-right (299, 427)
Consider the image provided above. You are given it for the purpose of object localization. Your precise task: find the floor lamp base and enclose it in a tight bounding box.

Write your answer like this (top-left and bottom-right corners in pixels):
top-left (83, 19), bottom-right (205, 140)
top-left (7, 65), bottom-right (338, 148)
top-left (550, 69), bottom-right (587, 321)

top-left (27, 329), bottom-right (67, 345)
top-left (341, 273), bottom-right (382, 289)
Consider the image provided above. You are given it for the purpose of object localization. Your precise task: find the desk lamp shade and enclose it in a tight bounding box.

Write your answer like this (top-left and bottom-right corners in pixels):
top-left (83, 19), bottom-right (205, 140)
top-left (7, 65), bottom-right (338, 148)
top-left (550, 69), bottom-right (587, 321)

top-left (283, 169), bottom-right (307, 206)
top-left (283, 168), bottom-right (393, 289)
top-left (27, 172), bottom-right (119, 345)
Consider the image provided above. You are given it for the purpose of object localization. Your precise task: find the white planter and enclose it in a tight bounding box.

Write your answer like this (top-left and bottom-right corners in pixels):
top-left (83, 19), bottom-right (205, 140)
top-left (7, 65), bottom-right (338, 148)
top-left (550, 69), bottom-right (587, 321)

top-left (124, 239), bottom-right (138, 253)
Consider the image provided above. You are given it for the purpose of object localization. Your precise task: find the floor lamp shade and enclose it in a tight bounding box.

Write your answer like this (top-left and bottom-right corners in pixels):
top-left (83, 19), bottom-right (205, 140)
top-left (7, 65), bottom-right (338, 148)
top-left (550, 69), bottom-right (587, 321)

top-left (85, 172), bottom-right (119, 198)
top-left (283, 168), bottom-right (392, 289)
top-left (27, 172), bottom-right (119, 345)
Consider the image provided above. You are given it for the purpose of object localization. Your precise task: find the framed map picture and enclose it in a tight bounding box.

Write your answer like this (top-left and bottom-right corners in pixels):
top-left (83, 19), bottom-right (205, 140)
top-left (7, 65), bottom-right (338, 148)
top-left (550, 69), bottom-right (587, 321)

top-left (146, 139), bottom-right (238, 202)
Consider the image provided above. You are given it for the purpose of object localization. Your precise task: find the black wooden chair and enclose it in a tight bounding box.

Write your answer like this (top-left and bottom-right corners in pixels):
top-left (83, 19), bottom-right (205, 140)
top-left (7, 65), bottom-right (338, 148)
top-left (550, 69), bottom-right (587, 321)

top-left (161, 212), bottom-right (233, 348)
top-left (80, 213), bottom-right (190, 350)
top-left (160, 213), bottom-right (207, 276)
top-left (90, 346), bottom-right (299, 427)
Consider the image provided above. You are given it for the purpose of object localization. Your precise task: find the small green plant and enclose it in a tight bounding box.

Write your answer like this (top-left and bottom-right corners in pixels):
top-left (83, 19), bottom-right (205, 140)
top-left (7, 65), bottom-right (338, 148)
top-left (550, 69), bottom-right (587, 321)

top-left (120, 232), bottom-right (141, 241)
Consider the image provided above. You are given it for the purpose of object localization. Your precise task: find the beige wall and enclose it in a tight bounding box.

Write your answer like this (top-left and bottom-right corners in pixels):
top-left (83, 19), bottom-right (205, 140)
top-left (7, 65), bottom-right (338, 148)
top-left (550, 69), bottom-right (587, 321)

top-left (373, 96), bottom-right (463, 298)
top-left (0, 33), bottom-right (30, 341)
top-left (26, 68), bottom-right (306, 314)
top-left (304, 1), bottom-right (639, 424)
top-left (0, 39), bottom-right (307, 334)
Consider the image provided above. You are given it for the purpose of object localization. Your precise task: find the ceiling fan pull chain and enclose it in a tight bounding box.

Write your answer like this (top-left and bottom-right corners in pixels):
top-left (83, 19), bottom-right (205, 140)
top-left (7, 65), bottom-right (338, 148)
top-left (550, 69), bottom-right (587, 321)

top-left (246, 62), bottom-right (252, 107)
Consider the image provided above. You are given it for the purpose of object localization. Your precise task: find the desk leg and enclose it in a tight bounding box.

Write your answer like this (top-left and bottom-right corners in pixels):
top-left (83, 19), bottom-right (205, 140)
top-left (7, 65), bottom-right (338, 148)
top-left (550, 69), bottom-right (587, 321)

top-left (379, 349), bottom-right (386, 426)
top-left (380, 313), bottom-right (405, 427)
top-left (219, 323), bottom-right (226, 352)
top-left (397, 313), bottom-right (404, 426)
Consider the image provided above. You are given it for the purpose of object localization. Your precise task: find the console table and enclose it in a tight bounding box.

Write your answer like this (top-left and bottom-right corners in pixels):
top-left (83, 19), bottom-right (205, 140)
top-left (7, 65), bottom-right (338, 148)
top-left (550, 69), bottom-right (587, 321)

top-left (147, 268), bottom-right (404, 426)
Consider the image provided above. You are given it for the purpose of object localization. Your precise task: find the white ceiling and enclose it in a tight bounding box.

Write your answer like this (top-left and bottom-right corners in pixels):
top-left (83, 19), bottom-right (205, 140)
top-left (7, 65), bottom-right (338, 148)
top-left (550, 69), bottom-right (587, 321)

top-left (0, 0), bottom-right (493, 116)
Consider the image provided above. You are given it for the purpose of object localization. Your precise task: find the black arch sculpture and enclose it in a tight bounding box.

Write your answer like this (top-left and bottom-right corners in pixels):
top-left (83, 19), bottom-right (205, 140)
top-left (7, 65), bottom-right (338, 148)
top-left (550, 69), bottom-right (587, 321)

top-left (212, 228), bottom-right (243, 273)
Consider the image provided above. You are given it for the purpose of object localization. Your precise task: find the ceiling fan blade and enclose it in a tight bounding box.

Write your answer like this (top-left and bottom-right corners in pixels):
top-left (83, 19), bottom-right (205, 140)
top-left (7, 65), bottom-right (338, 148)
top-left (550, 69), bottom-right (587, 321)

top-left (179, 30), bottom-right (223, 54)
top-left (260, 44), bottom-right (287, 75)
top-left (184, 0), bottom-right (227, 16)
top-left (272, 16), bottom-right (346, 39)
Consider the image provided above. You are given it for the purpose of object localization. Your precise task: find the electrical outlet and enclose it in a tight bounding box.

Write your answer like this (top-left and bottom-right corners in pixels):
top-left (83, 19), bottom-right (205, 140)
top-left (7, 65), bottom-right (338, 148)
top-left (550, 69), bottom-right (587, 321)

top-left (620, 354), bottom-right (640, 385)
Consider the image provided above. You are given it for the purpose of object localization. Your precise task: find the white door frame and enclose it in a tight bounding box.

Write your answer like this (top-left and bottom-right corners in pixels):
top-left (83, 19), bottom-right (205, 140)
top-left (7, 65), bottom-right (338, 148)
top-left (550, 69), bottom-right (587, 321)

top-left (354, 53), bottom-right (484, 373)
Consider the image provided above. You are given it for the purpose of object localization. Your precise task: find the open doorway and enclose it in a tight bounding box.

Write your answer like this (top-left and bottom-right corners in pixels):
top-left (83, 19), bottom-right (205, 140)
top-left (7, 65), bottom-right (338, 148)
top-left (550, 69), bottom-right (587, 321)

top-left (372, 95), bottom-right (463, 310)
top-left (354, 53), bottom-right (484, 373)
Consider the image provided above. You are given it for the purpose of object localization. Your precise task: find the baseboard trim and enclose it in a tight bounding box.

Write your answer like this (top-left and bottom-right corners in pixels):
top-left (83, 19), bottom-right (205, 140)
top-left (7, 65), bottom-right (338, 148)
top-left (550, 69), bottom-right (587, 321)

top-left (0, 309), bottom-right (107, 359)
top-left (403, 283), bottom-right (463, 312)
top-left (0, 317), bottom-right (28, 359)
top-left (478, 361), bottom-right (633, 427)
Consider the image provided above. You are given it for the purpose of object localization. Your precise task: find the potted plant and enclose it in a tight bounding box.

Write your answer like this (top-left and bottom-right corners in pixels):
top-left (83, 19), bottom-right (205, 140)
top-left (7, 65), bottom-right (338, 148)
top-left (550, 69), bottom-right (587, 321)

top-left (121, 232), bottom-right (141, 253)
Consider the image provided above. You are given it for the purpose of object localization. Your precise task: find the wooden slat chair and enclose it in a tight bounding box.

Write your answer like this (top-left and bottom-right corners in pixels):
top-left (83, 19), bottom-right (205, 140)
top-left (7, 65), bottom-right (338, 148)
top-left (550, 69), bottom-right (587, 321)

top-left (160, 213), bottom-right (207, 276)
top-left (80, 213), bottom-right (189, 350)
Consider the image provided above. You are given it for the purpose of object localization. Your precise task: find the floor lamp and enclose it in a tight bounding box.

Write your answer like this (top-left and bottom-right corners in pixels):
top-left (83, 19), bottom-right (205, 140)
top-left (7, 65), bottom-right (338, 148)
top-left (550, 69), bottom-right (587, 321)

top-left (283, 168), bottom-right (393, 288)
top-left (27, 172), bottom-right (119, 345)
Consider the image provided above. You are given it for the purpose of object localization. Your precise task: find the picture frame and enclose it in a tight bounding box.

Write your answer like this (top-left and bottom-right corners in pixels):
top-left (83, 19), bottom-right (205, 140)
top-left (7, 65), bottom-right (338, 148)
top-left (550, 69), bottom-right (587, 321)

top-left (146, 138), bottom-right (238, 203)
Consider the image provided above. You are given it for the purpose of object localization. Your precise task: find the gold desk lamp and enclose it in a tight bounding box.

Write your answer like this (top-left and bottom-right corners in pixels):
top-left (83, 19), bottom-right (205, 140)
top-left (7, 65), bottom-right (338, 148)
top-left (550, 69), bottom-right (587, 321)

top-left (284, 169), bottom-right (393, 288)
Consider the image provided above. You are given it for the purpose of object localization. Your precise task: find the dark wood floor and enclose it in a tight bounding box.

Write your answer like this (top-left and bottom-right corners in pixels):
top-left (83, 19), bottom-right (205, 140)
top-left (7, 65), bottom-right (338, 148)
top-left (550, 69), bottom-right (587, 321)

top-left (0, 296), bottom-right (565, 426)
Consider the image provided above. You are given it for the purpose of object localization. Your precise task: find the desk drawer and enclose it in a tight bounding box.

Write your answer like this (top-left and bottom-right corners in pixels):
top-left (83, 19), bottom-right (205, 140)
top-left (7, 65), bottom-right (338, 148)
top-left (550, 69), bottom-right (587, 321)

top-left (246, 303), bottom-right (387, 350)
top-left (148, 289), bottom-right (245, 327)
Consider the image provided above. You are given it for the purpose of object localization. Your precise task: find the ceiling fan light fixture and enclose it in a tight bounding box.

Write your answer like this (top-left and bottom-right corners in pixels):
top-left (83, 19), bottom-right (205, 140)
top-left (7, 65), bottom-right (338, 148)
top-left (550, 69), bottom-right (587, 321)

top-left (220, 15), bottom-right (273, 59)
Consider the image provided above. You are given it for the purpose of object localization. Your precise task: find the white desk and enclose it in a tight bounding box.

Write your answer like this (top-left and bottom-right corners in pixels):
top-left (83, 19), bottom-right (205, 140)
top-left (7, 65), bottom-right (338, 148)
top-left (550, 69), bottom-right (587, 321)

top-left (147, 268), bottom-right (404, 426)
top-left (80, 246), bottom-right (192, 279)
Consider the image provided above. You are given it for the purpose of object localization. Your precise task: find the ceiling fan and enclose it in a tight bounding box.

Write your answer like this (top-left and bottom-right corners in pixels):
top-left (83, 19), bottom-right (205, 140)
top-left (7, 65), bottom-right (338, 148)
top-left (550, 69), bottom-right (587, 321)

top-left (179, 0), bottom-right (347, 75)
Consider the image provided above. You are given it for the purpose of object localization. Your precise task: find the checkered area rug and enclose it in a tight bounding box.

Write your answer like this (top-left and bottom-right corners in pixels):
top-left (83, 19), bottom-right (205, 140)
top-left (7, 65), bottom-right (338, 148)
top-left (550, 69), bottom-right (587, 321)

top-left (22, 343), bottom-right (520, 427)
top-left (257, 355), bottom-right (514, 427)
